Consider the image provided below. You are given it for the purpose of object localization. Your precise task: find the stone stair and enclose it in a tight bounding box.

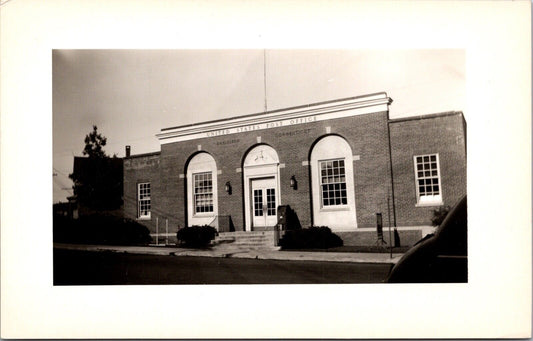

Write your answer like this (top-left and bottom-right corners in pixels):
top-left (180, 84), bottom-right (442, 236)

top-left (214, 231), bottom-right (279, 250)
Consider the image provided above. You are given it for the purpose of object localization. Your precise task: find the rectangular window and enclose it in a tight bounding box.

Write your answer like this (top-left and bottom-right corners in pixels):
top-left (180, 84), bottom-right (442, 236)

top-left (414, 154), bottom-right (443, 205)
top-left (138, 182), bottom-right (151, 218)
top-left (266, 188), bottom-right (276, 216)
top-left (194, 172), bottom-right (213, 214)
top-left (320, 159), bottom-right (347, 207)
top-left (253, 189), bottom-right (263, 216)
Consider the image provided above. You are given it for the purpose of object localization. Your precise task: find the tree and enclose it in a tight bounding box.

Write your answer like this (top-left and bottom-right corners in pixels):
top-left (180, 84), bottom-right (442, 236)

top-left (69, 126), bottom-right (123, 213)
top-left (83, 125), bottom-right (108, 158)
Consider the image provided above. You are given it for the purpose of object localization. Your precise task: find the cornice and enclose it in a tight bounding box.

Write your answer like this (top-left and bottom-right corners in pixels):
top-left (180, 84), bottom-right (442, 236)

top-left (157, 92), bottom-right (392, 144)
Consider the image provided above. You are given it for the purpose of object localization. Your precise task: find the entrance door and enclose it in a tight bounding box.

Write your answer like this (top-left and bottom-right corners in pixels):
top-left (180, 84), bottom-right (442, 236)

top-left (251, 177), bottom-right (277, 229)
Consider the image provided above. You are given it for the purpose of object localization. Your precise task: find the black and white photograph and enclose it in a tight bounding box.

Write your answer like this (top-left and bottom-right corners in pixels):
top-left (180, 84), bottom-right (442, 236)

top-left (52, 49), bottom-right (467, 285)
top-left (2, 0), bottom-right (531, 339)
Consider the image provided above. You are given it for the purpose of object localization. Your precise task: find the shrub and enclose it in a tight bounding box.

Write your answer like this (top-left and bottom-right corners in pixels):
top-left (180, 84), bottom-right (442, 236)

top-left (431, 205), bottom-right (451, 226)
top-left (279, 226), bottom-right (343, 249)
top-left (177, 225), bottom-right (217, 248)
top-left (53, 214), bottom-right (152, 245)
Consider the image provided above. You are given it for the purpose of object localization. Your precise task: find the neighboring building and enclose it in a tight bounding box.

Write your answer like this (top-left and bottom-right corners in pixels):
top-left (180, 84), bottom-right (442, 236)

top-left (124, 92), bottom-right (466, 246)
top-left (52, 196), bottom-right (78, 220)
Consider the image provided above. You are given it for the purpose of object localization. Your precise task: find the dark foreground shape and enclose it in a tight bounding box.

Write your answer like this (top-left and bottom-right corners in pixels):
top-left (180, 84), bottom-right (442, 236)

top-left (386, 195), bottom-right (467, 283)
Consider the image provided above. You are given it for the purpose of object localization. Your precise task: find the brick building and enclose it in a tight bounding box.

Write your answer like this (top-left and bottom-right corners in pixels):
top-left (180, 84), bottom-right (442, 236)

top-left (123, 92), bottom-right (466, 246)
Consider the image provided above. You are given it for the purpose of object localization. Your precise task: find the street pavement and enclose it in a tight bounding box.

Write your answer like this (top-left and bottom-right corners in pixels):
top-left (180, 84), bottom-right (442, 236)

top-left (53, 242), bottom-right (404, 264)
top-left (54, 248), bottom-right (394, 284)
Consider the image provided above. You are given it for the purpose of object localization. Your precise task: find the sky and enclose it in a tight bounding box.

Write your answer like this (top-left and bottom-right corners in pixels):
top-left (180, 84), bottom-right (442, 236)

top-left (53, 49), bottom-right (465, 203)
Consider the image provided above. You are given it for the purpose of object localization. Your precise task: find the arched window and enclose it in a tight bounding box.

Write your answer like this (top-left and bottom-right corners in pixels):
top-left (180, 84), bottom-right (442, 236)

top-left (310, 135), bottom-right (357, 230)
top-left (186, 152), bottom-right (218, 227)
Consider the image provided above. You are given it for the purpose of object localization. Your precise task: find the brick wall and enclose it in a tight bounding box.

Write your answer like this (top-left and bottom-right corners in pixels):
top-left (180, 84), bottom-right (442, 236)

top-left (337, 229), bottom-right (422, 247)
top-left (123, 153), bottom-right (161, 234)
top-left (125, 110), bottom-right (393, 232)
top-left (124, 110), bottom-right (466, 236)
top-left (389, 112), bottom-right (467, 226)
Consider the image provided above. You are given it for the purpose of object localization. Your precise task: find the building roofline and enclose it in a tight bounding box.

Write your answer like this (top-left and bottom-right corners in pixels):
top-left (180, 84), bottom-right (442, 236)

top-left (157, 92), bottom-right (393, 144)
top-left (161, 92), bottom-right (391, 132)
top-left (124, 151), bottom-right (161, 159)
top-left (388, 111), bottom-right (464, 124)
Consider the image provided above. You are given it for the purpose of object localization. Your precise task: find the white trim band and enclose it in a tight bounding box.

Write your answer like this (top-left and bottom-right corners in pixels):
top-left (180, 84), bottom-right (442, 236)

top-left (157, 93), bottom-right (391, 144)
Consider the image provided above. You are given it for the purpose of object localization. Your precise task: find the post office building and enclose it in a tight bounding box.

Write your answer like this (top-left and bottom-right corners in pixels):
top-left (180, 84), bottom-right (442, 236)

top-left (123, 92), bottom-right (466, 246)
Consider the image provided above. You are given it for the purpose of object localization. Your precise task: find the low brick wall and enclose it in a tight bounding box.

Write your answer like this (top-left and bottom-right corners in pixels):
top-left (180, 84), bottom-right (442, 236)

top-left (337, 229), bottom-right (423, 247)
top-left (150, 233), bottom-right (178, 245)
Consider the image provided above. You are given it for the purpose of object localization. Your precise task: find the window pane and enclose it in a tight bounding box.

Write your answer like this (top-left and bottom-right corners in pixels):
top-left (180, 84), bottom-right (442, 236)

top-left (320, 159), bottom-right (347, 206)
top-left (138, 182), bottom-right (151, 217)
top-left (193, 172), bottom-right (213, 213)
top-left (415, 154), bottom-right (441, 196)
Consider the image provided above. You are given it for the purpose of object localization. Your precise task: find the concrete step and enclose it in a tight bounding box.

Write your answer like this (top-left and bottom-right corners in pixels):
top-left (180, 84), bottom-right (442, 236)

top-left (218, 231), bottom-right (275, 237)
top-left (214, 236), bottom-right (235, 241)
top-left (232, 236), bottom-right (272, 240)
top-left (233, 237), bottom-right (274, 242)
top-left (215, 231), bottom-right (277, 248)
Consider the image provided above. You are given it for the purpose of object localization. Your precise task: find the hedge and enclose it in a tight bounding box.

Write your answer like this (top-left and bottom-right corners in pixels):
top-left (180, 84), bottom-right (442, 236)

top-left (53, 214), bottom-right (152, 245)
top-left (177, 225), bottom-right (217, 248)
top-left (431, 205), bottom-right (451, 226)
top-left (279, 226), bottom-right (343, 249)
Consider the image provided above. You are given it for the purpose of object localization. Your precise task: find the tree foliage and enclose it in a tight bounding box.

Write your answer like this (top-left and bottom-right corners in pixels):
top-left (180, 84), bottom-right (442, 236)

top-left (83, 125), bottom-right (108, 158)
top-left (69, 126), bottom-right (123, 211)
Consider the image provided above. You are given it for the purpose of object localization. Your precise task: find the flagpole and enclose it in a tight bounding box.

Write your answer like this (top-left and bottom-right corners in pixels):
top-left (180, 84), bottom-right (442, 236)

top-left (263, 49), bottom-right (267, 112)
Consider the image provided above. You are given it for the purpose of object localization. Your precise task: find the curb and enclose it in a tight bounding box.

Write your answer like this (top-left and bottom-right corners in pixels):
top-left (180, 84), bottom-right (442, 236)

top-left (53, 243), bottom-right (403, 265)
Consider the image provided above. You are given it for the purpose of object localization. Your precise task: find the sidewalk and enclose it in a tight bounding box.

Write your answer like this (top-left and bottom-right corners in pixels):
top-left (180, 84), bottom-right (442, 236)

top-left (54, 242), bottom-right (404, 264)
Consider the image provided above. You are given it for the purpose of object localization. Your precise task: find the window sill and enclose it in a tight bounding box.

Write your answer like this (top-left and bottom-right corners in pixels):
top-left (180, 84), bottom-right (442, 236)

top-left (137, 216), bottom-right (151, 221)
top-left (193, 213), bottom-right (215, 217)
top-left (320, 206), bottom-right (350, 212)
top-left (415, 201), bottom-right (443, 208)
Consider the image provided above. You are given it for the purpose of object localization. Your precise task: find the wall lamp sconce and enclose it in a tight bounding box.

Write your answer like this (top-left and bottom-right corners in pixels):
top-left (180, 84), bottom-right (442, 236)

top-left (290, 175), bottom-right (298, 190)
top-left (225, 181), bottom-right (232, 195)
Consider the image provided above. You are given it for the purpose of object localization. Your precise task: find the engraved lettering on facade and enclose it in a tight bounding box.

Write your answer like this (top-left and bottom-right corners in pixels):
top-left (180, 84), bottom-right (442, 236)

top-left (204, 115), bottom-right (317, 138)
top-left (215, 139), bottom-right (240, 146)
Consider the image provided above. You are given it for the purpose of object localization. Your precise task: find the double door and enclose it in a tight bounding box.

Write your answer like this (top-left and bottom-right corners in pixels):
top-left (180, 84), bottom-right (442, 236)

top-left (251, 177), bottom-right (277, 228)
